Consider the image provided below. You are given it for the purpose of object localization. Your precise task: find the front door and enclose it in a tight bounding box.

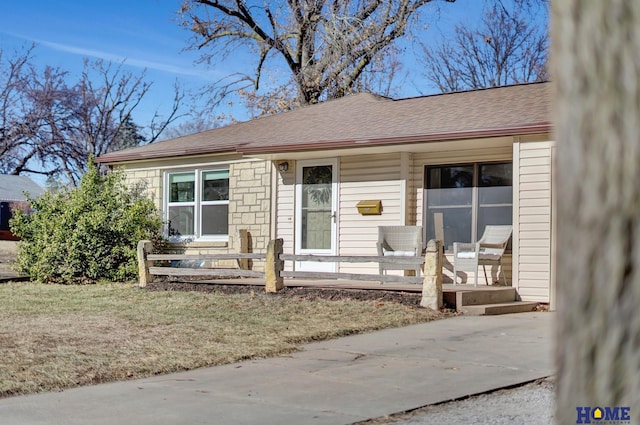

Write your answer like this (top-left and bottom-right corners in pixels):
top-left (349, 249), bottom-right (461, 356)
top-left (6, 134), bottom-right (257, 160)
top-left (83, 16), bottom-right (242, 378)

top-left (295, 159), bottom-right (338, 272)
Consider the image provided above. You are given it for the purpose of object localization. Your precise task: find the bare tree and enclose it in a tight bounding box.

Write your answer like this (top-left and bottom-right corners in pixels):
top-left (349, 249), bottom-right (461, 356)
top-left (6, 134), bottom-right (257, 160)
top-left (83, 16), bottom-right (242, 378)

top-left (238, 83), bottom-right (298, 117)
top-left (0, 46), bottom-right (184, 185)
top-left (59, 59), bottom-right (184, 183)
top-left (161, 115), bottom-right (227, 139)
top-left (178, 0), bottom-right (453, 112)
top-left (421, 2), bottom-right (548, 92)
top-left (0, 46), bottom-right (70, 178)
top-left (351, 44), bottom-right (406, 98)
top-left (233, 44), bottom-right (403, 118)
top-left (554, 1), bottom-right (640, 424)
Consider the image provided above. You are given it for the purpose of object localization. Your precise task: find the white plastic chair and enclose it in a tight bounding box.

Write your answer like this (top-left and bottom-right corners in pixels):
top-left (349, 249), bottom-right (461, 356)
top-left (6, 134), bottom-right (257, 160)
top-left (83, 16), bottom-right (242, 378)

top-left (453, 225), bottom-right (512, 286)
top-left (376, 226), bottom-right (423, 278)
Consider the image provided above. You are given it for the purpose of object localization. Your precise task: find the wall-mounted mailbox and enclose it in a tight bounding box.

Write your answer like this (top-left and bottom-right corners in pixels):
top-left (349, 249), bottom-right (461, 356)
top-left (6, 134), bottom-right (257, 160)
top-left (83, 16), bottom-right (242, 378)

top-left (356, 200), bottom-right (382, 215)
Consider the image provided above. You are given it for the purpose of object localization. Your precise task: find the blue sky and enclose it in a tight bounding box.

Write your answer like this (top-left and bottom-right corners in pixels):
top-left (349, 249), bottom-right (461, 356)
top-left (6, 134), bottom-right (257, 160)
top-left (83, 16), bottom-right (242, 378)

top-left (0, 0), bottom-right (517, 131)
top-left (0, 0), bottom-right (225, 125)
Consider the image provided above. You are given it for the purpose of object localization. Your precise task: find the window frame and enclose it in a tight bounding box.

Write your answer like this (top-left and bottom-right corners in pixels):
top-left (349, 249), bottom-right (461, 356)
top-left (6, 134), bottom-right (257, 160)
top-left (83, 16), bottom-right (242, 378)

top-left (424, 161), bottom-right (513, 252)
top-left (164, 168), bottom-right (230, 242)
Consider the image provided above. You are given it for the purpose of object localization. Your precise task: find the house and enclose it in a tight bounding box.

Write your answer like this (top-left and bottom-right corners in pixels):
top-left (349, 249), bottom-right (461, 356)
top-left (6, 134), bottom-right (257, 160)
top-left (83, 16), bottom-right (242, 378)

top-left (96, 82), bottom-right (554, 305)
top-left (0, 175), bottom-right (45, 240)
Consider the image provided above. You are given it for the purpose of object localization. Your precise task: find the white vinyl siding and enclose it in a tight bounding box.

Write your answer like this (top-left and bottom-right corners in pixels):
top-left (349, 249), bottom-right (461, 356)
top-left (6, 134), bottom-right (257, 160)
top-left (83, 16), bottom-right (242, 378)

top-left (339, 154), bottom-right (403, 273)
top-left (513, 140), bottom-right (554, 302)
top-left (272, 136), bottom-right (552, 297)
top-left (276, 163), bottom-right (296, 271)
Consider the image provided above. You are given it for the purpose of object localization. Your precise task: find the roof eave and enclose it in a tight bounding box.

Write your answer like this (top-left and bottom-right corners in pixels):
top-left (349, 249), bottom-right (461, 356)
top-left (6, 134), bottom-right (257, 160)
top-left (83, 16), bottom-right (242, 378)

top-left (95, 122), bottom-right (552, 164)
top-left (240, 123), bottom-right (553, 155)
top-left (94, 146), bottom-right (242, 164)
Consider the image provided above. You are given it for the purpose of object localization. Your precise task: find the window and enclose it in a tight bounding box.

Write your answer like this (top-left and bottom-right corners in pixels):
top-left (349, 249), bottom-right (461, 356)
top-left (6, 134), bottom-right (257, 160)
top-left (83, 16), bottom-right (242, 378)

top-left (166, 169), bottom-right (229, 240)
top-left (425, 162), bottom-right (512, 251)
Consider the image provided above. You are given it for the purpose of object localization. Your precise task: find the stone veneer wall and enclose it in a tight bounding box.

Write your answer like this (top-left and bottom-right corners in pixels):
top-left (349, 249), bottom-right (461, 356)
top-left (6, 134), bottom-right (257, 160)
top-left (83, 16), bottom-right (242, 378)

top-left (120, 159), bottom-right (273, 271)
top-left (123, 168), bottom-right (163, 211)
top-left (228, 160), bottom-right (272, 257)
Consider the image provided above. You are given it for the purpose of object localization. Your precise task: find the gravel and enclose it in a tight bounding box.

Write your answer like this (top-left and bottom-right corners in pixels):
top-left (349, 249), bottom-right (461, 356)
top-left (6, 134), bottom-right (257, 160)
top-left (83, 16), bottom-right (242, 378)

top-left (358, 378), bottom-right (555, 425)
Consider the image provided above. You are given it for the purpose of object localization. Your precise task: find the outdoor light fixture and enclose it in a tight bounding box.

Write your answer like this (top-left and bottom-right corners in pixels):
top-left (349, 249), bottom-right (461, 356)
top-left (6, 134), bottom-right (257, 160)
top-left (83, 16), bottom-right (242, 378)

top-left (278, 161), bottom-right (289, 172)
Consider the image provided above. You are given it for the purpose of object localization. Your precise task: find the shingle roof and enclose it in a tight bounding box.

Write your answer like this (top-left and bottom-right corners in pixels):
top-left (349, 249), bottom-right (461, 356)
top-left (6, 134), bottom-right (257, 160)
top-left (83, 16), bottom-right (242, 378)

top-left (0, 175), bottom-right (45, 202)
top-left (96, 82), bottom-right (551, 164)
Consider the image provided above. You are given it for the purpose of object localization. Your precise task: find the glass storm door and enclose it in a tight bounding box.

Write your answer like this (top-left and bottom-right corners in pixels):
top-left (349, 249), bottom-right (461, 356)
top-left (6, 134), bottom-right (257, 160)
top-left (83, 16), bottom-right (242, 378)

top-left (295, 159), bottom-right (338, 272)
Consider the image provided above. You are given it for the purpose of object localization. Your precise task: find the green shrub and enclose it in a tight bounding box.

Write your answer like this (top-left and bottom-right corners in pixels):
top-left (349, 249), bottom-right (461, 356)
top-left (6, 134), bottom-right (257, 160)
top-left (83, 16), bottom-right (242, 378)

top-left (10, 161), bottom-right (165, 283)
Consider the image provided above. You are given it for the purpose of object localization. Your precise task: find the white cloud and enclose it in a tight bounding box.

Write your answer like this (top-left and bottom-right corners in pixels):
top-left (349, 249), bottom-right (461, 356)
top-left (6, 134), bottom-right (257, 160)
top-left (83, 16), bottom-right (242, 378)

top-left (5, 31), bottom-right (217, 80)
top-left (46, 40), bottom-right (218, 79)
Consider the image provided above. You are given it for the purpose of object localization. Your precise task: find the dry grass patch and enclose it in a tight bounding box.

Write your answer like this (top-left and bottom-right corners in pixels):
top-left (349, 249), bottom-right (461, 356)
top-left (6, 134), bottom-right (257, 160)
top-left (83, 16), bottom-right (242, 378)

top-left (0, 282), bottom-right (445, 397)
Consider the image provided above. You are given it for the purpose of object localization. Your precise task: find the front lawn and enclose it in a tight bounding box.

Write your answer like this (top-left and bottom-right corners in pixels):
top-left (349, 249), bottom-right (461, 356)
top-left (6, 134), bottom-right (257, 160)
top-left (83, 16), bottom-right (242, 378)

top-left (0, 282), bottom-right (444, 397)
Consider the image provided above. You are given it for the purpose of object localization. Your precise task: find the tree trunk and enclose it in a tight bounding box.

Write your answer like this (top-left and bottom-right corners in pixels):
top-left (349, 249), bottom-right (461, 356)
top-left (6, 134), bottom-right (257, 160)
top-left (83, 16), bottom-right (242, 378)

top-left (553, 2), bottom-right (640, 424)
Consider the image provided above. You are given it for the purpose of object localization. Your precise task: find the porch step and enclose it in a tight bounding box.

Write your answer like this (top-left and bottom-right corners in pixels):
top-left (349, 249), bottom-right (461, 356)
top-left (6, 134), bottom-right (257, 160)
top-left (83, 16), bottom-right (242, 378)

top-left (442, 286), bottom-right (539, 315)
top-left (443, 287), bottom-right (517, 308)
top-left (459, 301), bottom-right (539, 316)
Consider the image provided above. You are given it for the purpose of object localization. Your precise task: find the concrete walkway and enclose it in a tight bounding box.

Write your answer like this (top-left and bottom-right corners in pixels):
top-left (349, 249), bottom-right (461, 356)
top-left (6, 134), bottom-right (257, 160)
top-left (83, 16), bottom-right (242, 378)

top-left (0, 312), bottom-right (553, 425)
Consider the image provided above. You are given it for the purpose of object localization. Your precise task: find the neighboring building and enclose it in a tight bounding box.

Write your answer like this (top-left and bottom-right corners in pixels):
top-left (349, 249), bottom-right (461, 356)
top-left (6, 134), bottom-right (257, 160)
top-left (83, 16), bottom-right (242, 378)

top-left (0, 175), bottom-right (45, 240)
top-left (96, 82), bottom-right (554, 304)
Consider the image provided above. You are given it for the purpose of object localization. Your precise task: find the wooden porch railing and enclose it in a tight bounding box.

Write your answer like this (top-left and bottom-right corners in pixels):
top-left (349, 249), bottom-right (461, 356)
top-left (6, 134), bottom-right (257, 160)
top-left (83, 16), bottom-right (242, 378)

top-left (137, 238), bottom-right (430, 290)
top-left (137, 240), bottom-right (266, 286)
top-left (280, 254), bottom-right (423, 284)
